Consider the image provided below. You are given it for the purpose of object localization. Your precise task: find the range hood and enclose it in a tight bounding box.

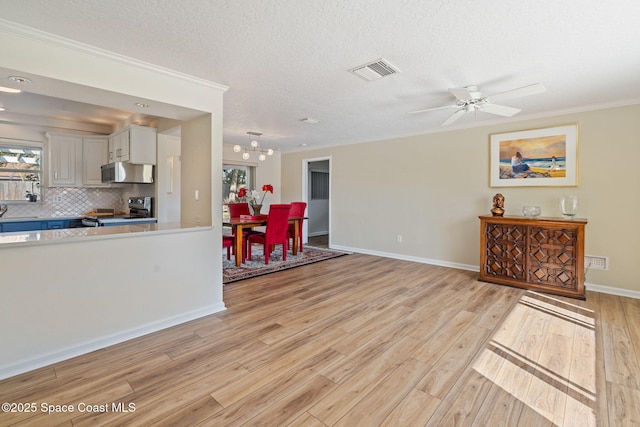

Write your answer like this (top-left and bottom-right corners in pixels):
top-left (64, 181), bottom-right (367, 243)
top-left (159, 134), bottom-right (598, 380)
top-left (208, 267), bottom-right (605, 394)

top-left (101, 162), bottom-right (154, 184)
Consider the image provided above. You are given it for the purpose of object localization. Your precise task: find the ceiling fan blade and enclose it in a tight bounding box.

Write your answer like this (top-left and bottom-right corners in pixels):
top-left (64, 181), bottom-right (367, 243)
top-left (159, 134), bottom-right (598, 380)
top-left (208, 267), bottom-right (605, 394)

top-left (441, 109), bottom-right (466, 126)
top-left (486, 83), bottom-right (546, 103)
top-left (407, 105), bottom-right (454, 114)
top-left (448, 87), bottom-right (473, 100)
top-left (481, 103), bottom-right (522, 117)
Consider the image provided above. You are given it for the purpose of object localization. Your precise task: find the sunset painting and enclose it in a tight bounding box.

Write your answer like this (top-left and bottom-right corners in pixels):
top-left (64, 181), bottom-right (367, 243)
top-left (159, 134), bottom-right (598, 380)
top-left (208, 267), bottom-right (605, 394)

top-left (490, 125), bottom-right (578, 187)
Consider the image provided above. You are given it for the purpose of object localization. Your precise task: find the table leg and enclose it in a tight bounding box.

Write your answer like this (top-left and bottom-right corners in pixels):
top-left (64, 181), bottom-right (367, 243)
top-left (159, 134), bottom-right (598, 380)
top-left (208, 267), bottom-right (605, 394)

top-left (292, 219), bottom-right (300, 255)
top-left (234, 225), bottom-right (244, 267)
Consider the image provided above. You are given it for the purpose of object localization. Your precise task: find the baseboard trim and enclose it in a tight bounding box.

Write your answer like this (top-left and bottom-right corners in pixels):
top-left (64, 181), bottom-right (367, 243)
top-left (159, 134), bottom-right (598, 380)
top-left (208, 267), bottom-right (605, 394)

top-left (585, 282), bottom-right (640, 299)
top-left (331, 244), bottom-right (639, 300)
top-left (0, 303), bottom-right (226, 380)
top-left (329, 244), bottom-right (479, 273)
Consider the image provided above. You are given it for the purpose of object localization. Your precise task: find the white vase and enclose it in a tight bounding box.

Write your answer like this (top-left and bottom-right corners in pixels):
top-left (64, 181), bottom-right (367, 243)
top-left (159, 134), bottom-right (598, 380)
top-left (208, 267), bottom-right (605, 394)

top-left (560, 195), bottom-right (578, 219)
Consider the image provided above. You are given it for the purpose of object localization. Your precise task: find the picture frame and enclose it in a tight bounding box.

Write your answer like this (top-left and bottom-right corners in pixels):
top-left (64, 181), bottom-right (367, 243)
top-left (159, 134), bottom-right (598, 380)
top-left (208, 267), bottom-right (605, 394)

top-left (490, 124), bottom-right (578, 187)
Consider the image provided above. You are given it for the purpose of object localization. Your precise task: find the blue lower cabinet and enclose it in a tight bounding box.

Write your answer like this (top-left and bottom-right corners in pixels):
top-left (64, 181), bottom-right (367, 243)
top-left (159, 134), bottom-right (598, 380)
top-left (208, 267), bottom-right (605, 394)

top-left (0, 218), bottom-right (86, 233)
top-left (46, 220), bottom-right (67, 229)
top-left (1, 221), bottom-right (45, 232)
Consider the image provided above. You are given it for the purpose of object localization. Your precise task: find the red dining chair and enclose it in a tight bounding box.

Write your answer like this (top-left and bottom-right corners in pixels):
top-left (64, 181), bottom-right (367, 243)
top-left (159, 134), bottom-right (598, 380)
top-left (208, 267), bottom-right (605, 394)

top-left (223, 235), bottom-right (233, 260)
top-left (247, 204), bottom-right (291, 264)
top-left (228, 202), bottom-right (251, 217)
top-left (286, 202), bottom-right (307, 253)
top-left (227, 202), bottom-right (256, 263)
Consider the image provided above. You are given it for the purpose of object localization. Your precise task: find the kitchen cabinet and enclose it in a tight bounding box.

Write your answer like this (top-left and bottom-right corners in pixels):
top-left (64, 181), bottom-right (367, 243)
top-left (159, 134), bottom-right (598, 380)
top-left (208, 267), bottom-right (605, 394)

top-left (108, 125), bottom-right (157, 164)
top-left (0, 218), bottom-right (84, 233)
top-left (82, 136), bottom-right (109, 186)
top-left (1, 221), bottom-right (44, 232)
top-left (46, 133), bottom-right (82, 187)
top-left (478, 215), bottom-right (587, 299)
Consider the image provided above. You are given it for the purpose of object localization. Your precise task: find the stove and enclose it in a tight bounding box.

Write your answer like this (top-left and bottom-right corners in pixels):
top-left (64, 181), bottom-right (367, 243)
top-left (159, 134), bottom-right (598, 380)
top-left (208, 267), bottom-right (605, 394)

top-left (128, 196), bottom-right (153, 218)
top-left (82, 196), bottom-right (156, 227)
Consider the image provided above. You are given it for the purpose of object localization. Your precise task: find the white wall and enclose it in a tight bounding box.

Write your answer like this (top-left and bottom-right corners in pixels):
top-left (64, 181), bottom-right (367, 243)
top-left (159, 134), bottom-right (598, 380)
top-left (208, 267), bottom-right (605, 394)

top-left (282, 104), bottom-right (640, 295)
top-left (0, 229), bottom-right (222, 378)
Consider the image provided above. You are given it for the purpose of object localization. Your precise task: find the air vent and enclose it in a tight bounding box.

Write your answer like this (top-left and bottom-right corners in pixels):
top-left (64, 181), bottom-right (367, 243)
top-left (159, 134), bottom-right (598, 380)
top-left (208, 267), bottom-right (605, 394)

top-left (585, 255), bottom-right (609, 270)
top-left (349, 58), bottom-right (400, 81)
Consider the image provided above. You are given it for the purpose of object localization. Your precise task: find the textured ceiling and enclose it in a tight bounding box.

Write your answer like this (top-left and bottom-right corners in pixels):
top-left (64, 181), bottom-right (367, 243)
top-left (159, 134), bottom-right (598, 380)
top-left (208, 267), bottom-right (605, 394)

top-left (0, 0), bottom-right (639, 152)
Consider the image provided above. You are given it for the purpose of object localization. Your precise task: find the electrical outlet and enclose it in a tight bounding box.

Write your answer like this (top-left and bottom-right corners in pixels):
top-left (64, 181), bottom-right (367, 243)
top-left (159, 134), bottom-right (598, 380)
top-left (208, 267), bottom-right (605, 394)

top-left (53, 196), bottom-right (62, 202)
top-left (397, 234), bottom-right (403, 243)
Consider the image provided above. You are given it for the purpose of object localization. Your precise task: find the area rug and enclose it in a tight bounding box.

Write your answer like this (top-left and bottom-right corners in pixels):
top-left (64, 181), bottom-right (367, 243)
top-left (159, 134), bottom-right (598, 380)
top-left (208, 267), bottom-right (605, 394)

top-left (223, 245), bottom-right (348, 284)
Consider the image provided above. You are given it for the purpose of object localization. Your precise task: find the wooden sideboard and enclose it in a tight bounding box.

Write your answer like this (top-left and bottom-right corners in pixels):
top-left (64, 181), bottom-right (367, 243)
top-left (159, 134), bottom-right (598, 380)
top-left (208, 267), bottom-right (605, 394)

top-left (478, 215), bottom-right (587, 299)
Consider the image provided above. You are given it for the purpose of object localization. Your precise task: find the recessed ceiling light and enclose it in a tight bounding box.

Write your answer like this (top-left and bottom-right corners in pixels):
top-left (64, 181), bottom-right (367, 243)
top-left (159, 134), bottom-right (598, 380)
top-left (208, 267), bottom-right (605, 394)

top-left (301, 117), bottom-right (320, 124)
top-left (0, 86), bottom-right (21, 93)
top-left (135, 102), bottom-right (150, 108)
top-left (8, 76), bottom-right (31, 85)
top-left (0, 107), bottom-right (5, 111)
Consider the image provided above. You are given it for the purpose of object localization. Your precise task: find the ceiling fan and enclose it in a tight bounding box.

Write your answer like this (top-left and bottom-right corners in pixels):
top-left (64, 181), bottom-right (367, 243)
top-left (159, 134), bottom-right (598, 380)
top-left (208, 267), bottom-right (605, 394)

top-left (408, 83), bottom-right (546, 126)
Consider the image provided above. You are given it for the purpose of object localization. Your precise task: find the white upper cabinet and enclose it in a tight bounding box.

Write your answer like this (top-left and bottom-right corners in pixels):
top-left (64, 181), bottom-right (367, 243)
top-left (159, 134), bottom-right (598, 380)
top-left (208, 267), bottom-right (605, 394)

top-left (46, 126), bottom-right (157, 188)
top-left (82, 136), bottom-right (109, 187)
top-left (46, 133), bottom-right (82, 187)
top-left (108, 125), bottom-right (157, 165)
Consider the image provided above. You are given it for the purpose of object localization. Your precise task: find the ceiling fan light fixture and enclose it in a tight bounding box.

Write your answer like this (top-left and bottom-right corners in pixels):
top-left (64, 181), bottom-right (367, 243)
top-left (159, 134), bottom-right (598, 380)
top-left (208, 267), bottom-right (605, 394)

top-left (409, 82), bottom-right (546, 126)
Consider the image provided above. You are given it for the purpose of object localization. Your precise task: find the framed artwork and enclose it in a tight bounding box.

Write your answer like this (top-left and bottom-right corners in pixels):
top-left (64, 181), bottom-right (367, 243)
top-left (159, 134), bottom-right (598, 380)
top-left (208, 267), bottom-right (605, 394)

top-left (490, 124), bottom-right (578, 187)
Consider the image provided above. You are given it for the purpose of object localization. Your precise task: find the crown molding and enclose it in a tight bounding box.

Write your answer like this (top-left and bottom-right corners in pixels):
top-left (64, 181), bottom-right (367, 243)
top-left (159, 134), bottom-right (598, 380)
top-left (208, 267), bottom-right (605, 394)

top-left (0, 18), bottom-right (228, 93)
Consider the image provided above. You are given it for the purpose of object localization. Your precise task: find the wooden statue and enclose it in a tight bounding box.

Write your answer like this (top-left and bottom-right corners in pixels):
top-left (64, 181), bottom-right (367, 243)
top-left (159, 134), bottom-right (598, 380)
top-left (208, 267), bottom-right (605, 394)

top-left (491, 193), bottom-right (505, 216)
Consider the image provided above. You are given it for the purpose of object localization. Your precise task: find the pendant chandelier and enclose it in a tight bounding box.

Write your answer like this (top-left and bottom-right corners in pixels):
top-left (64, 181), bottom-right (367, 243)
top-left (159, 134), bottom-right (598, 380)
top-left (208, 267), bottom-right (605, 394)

top-left (233, 131), bottom-right (274, 161)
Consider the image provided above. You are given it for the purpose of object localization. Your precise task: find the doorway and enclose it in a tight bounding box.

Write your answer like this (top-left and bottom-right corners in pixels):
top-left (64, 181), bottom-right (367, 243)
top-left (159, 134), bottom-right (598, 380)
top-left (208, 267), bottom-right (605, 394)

top-left (303, 157), bottom-right (331, 248)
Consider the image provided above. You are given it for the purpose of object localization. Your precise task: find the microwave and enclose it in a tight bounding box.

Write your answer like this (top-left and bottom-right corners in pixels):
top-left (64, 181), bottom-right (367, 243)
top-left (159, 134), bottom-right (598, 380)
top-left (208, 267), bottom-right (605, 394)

top-left (101, 162), bottom-right (154, 184)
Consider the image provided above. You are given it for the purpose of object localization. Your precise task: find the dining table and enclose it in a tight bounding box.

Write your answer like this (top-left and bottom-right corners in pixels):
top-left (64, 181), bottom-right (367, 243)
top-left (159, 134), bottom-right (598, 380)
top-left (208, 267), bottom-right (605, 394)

top-left (223, 216), bottom-right (306, 267)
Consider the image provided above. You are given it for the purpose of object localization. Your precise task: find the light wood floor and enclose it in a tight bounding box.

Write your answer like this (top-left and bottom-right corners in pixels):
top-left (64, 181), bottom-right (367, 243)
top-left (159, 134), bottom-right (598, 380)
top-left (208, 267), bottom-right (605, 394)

top-left (2, 253), bottom-right (639, 426)
top-left (308, 234), bottom-right (329, 248)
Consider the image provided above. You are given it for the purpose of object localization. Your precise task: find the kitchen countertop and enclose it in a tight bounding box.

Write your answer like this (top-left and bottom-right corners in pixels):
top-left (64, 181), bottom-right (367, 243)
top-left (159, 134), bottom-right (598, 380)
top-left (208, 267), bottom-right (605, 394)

top-left (0, 222), bottom-right (211, 248)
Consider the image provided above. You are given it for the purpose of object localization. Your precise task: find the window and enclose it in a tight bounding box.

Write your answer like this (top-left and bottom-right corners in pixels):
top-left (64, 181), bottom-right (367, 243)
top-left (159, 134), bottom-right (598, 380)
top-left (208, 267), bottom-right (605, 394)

top-left (0, 139), bottom-right (43, 202)
top-left (222, 163), bottom-right (256, 220)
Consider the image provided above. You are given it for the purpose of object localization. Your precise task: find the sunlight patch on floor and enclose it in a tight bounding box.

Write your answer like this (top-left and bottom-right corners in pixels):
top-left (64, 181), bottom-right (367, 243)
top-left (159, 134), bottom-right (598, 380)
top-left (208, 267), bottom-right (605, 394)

top-left (473, 291), bottom-right (596, 426)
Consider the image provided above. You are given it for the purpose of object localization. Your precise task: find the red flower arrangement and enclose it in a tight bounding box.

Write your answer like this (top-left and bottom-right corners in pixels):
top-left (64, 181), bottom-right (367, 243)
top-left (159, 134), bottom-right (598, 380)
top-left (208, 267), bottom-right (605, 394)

top-left (236, 185), bottom-right (273, 204)
top-left (237, 187), bottom-right (248, 200)
top-left (259, 184), bottom-right (274, 204)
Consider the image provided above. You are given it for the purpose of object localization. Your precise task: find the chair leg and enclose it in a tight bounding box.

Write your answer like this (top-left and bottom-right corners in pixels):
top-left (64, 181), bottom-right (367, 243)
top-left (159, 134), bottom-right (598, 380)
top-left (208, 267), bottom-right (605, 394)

top-left (282, 243), bottom-right (286, 261)
top-left (264, 244), bottom-right (270, 264)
